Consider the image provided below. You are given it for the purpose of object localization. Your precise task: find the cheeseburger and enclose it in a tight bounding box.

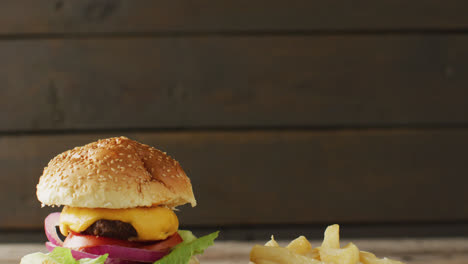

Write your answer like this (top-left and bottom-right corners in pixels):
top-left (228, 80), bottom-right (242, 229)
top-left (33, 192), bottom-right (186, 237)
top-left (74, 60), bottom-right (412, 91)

top-left (21, 137), bottom-right (218, 264)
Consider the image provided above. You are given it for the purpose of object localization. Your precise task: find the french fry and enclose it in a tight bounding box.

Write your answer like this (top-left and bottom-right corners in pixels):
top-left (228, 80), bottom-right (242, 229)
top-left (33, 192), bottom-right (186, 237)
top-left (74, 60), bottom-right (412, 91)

top-left (321, 224), bottom-right (340, 249)
top-left (253, 260), bottom-right (279, 264)
top-left (305, 248), bottom-right (320, 260)
top-left (287, 236), bottom-right (312, 255)
top-left (249, 225), bottom-right (406, 264)
top-left (250, 245), bottom-right (322, 264)
top-left (319, 242), bottom-right (360, 264)
top-left (265, 235), bottom-right (280, 247)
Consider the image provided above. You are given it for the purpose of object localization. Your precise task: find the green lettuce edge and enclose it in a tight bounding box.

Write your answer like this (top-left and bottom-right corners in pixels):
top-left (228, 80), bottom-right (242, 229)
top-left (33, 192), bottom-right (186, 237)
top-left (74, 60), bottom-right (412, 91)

top-left (20, 247), bottom-right (108, 264)
top-left (154, 230), bottom-right (219, 264)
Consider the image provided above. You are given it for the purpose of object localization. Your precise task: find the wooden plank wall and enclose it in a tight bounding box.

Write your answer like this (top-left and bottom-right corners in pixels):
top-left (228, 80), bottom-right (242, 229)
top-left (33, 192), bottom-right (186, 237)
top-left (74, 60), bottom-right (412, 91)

top-left (1, 1), bottom-right (468, 239)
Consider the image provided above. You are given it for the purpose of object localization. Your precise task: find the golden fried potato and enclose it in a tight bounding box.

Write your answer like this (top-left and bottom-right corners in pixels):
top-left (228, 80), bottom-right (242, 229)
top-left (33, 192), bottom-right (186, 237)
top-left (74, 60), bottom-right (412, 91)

top-left (319, 242), bottom-right (360, 264)
top-left (321, 224), bottom-right (340, 249)
top-left (249, 225), bottom-right (406, 264)
top-left (250, 245), bottom-right (322, 264)
top-left (264, 235), bottom-right (280, 247)
top-left (287, 236), bottom-right (312, 255)
top-left (252, 260), bottom-right (278, 264)
top-left (304, 248), bottom-right (320, 260)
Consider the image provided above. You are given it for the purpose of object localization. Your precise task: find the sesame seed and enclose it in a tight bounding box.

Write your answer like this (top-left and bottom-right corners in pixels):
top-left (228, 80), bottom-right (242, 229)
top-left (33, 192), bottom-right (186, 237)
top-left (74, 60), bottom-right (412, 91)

top-left (111, 168), bottom-right (116, 172)
top-left (167, 169), bottom-right (171, 172)
top-left (119, 153), bottom-right (124, 156)
top-left (162, 173), bottom-right (166, 177)
top-left (128, 155), bottom-right (131, 158)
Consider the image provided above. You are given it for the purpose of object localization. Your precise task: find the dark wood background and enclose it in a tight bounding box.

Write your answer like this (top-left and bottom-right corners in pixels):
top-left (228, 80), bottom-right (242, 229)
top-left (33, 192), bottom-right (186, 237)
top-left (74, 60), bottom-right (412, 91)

top-left (1, 0), bottom-right (468, 241)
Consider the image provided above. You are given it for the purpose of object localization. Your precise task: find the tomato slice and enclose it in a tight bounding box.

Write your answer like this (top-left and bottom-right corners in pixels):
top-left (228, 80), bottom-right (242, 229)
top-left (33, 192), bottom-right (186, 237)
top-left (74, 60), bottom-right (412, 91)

top-left (141, 232), bottom-right (182, 251)
top-left (63, 232), bottom-right (183, 252)
top-left (63, 232), bottom-right (141, 250)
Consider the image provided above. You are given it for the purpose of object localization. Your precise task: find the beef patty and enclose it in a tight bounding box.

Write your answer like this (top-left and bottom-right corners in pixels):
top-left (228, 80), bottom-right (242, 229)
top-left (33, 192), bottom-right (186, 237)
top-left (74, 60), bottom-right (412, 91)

top-left (82, 220), bottom-right (137, 240)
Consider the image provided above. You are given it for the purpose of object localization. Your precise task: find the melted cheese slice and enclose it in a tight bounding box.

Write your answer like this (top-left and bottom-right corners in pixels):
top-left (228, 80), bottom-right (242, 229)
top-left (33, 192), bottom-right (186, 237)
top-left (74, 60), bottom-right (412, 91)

top-left (59, 206), bottom-right (179, 241)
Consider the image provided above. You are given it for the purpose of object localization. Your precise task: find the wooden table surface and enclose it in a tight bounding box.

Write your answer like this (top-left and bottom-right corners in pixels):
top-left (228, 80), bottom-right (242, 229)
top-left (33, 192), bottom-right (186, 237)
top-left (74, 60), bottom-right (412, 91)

top-left (5, 239), bottom-right (468, 264)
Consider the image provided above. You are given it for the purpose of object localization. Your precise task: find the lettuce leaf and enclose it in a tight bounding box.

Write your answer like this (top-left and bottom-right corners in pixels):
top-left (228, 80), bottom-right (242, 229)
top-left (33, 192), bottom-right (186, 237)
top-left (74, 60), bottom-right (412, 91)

top-left (21, 247), bottom-right (107, 264)
top-left (177, 230), bottom-right (198, 244)
top-left (154, 230), bottom-right (219, 264)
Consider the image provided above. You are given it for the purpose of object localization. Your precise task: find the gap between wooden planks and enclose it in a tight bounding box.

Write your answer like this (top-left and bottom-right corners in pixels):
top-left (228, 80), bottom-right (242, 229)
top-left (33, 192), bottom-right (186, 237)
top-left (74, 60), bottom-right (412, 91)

top-left (3, 239), bottom-right (468, 264)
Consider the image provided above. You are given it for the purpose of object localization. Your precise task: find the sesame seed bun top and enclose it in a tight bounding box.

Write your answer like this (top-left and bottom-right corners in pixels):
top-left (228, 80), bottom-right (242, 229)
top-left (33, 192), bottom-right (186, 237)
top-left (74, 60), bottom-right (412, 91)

top-left (36, 137), bottom-right (196, 209)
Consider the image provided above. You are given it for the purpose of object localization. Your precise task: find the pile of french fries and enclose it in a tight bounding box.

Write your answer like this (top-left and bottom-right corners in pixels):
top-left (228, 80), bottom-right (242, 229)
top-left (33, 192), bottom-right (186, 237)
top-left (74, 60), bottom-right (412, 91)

top-left (250, 224), bottom-right (404, 264)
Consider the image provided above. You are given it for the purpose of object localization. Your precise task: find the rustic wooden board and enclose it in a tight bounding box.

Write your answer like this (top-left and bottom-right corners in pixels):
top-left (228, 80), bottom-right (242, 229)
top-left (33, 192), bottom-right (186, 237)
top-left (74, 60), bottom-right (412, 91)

top-left (1, 0), bottom-right (468, 34)
top-left (1, 36), bottom-right (468, 131)
top-left (1, 131), bottom-right (467, 229)
top-left (7, 239), bottom-right (468, 264)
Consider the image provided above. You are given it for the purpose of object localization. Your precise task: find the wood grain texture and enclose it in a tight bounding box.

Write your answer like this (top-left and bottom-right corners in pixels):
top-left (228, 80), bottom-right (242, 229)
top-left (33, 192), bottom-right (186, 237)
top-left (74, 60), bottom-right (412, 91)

top-left (7, 239), bottom-right (468, 264)
top-left (1, 35), bottom-right (468, 131)
top-left (1, 0), bottom-right (468, 34)
top-left (1, 130), bottom-right (467, 229)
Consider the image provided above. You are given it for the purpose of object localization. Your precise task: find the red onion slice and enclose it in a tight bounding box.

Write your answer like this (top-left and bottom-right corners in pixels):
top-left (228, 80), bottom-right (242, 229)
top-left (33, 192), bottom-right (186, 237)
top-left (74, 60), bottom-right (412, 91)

top-left (44, 212), bottom-right (63, 246)
top-left (83, 245), bottom-right (167, 263)
top-left (46, 242), bottom-right (138, 264)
